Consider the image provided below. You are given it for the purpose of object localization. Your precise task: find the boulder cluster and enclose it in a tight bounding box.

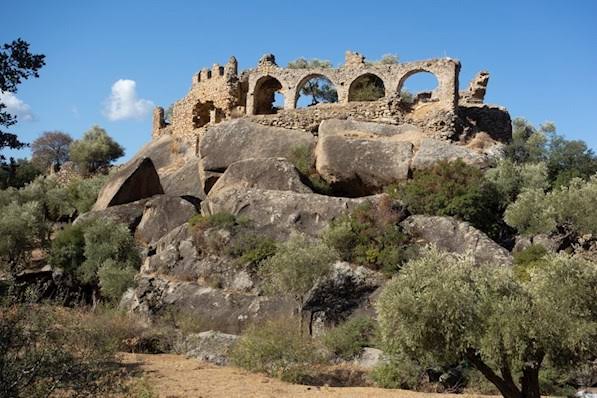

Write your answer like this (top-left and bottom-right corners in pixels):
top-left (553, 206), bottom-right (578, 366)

top-left (83, 117), bottom-right (512, 355)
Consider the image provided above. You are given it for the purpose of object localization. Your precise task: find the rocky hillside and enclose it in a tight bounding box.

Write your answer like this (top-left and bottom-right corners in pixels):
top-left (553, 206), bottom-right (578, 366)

top-left (81, 116), bottom-right (512, 336)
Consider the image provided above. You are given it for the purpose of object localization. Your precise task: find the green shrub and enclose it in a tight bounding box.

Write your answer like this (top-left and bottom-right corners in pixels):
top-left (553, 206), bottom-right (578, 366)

top-left (49, 218), bottom-right (140, 302)
top-left (371, 356), bottom-right (422, 389)
top-left (513, 244), bottom-right (548, 281)
top-left (48, 222), bottom-right (87, 274)
top-left (505, 175), bottom-right (597, 236)
top-left (259, 234), bottom-right (336, 328)
top-left (322, 316), bottom-right (377, 360)
top-left (485, 159), bottom-right (549, 204)
top-left (227, 233), bottom-right (278, 267)
top-left (97, 260), bottom-right (138, 303)
top-left (391, 159), bottom-right (505, 240)
top-left (323, 198), bottom-right (411, 274)
top-left (78, 220), bottom-right (140, 295)
top-left (288, 144), bottom-right (331, 194)
top-left (0, 173), bottom-right (107, 222)
top-left (66, 174), bottom-right (108, 214)
top-left (0, 158), bottom-right (41, 189)
top-left (0, 201), bottom-right (49, 275)
top-left (230, 318), bottom-right (322, 379)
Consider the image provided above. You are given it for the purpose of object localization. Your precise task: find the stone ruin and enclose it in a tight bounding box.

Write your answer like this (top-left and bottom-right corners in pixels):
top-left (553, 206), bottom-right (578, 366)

top-left (152, 50), bottom-right (509, 143)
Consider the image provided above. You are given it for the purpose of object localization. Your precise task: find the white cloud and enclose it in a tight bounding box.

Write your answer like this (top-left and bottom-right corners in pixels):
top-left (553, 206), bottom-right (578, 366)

top-left (103, 79), bottom-right (154, 121)
top-left (0, 91), bottom-right (35, 122)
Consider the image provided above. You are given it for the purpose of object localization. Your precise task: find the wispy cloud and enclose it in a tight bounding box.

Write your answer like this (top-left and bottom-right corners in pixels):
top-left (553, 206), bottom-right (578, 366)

top-left (0, 91), bottom-right (35, 122)
top-left (103, 79), bottom-right (153, 121)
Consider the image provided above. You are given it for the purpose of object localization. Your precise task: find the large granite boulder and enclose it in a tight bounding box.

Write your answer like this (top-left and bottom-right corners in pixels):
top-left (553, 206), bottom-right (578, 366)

top-left (76, 198), bottom-right (149, 232)
top-left (200, 119), bottom-right (316, 172)
top-left (135, 195), bottom-right (198, 246)
top-left (316, 135), bottom-right (412, 196)
top-left (303, 262), bottom-right (384, 327)
top-left (128, 134), bottom-right (177, 172)
top-left (400, 215), bottom-right (512, 266)
top-left (160, 158), bottom-right (204, 201)
top-left (179, 331), bottom-right (239, 366)
top-left (199, 120), bottom-right (316, 193)
top-left (201, 187), bottom-right (387, 239)
top-left (123, 275), bottom-right (293, 335)
top-left (93, 157), bottom-right (163, 211)
top-left (126, 134), bottom-right (203, 199)
top-left (411, 138), bottom-right (493, 170)
top-left (141, 223), bottom-right (256, 293)
top-left (316, 119), bottom-right (416, 196)
top-left (209, 157), bottom-right (311, 197)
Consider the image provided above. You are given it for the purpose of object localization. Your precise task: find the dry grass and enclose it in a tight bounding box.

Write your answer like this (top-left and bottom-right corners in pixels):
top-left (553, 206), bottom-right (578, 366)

top-left (119, 353), bottom-right (499, 398)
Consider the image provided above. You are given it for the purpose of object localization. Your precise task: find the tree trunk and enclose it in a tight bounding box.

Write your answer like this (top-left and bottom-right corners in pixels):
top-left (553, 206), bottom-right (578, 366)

top-left (466, 349), bottom-right (522, 398)
top-left (298, 304), bottom-right (304, 337)
top-left (520, 363), bottom-right (541, 398)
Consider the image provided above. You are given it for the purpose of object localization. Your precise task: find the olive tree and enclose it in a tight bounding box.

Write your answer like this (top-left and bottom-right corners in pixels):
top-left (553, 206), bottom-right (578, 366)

top-left (69, 126), bottom-right (124, 175)
top-left (259, 234), bottom-right (336, 333)
top-left (505, 175), bottom-right (597, 237)
top-left (376, 245), bottom-right (597, 398)
top-left (0, 201), bottom-right (48, 275)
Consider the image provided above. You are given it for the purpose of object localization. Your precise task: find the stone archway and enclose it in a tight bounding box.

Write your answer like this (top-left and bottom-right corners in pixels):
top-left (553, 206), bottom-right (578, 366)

top-left (396, 69), bottom-right (440, 103)
top-left (294, 73), bottom-right (339, 108)
top-left (348, 73), bottom-right (386, 101)
top-left (253, 75), bottom-right (285, 115)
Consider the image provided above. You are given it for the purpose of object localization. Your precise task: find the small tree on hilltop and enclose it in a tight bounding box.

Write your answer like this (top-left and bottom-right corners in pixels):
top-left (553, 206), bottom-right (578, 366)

top-left (69, 125), bottom-right (124, 175)
top-left (259, 234), bottom-right (337, 334)
top-left (31, 131), bottom-right (73, 171)
top-left (376, 245), bottom-right (597, 398)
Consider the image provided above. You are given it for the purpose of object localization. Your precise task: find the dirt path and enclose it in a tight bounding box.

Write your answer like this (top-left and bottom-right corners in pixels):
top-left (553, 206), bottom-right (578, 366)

top-left (120, 353), bottom-right (497, 398)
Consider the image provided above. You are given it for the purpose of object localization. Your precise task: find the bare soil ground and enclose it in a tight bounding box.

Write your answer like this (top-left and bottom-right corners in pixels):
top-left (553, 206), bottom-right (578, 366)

top-left (120, 353), bottom-right (498, 398)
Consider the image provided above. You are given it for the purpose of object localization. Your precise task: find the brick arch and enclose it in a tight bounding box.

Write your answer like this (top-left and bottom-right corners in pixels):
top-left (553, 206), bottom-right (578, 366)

top-left (347, 72), bottom-right (387, 102)
top-left (251, 74), bottom-right (287, 115)
top-left (293, 72), bottom-right (340, 107)
top-left (396, 68), bottom-right (440, 98)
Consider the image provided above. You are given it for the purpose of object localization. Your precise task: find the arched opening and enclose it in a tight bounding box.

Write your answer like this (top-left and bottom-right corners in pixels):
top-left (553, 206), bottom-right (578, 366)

top-left (192, 100), bottom-right (215, 128)
top-left (348, 73), bottom-right (385, 102)
top-left (295, 74), bottom-right (338, 108)
top-left (397, 70), bottom-right (439, 104)
top-left (253, 76), bottom-right (285, 115)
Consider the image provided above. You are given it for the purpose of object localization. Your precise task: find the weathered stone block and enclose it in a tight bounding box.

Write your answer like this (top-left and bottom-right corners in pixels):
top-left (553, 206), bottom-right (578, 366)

top-left (199, 119), bottom-right (316, 172)
top-left (316, 134), bottom-right (412, 196)
top-left (208, 157), bottom-right (311, 197)
top-left (93, 157), bottom-right (163, 211)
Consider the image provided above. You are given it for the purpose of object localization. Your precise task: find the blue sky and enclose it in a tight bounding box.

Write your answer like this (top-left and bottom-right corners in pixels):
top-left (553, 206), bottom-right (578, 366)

top-left (2, 0), bottom-right (597, 161)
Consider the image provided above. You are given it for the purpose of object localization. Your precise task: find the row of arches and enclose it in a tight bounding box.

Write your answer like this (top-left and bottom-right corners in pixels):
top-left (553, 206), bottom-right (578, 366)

top-left (252, 71), bottom-right (440, 115)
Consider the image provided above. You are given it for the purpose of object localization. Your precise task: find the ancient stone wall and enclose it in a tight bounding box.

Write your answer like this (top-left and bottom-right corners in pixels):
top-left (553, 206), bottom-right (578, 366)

top-left (245, 51), bottom-right (461, 115)
top-left (152, 50), bottom-right (474, 140)
top-left (153, 57), bottom-right (241, 137)
top-left (245, 98), bottom-right (460, 140)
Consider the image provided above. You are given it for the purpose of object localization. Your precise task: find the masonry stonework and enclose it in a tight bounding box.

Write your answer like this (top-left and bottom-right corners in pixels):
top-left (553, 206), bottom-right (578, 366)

top-left (152, 50), bottom-right (506, 143)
